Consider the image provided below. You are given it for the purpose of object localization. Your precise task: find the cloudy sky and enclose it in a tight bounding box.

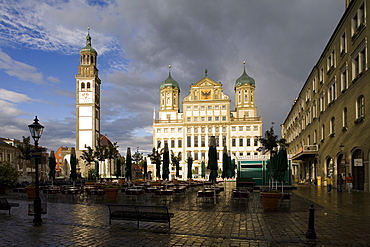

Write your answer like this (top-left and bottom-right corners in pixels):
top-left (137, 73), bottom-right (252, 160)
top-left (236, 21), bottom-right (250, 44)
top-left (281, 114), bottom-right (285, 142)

top-left (0, 0), bottom-right (344, 155)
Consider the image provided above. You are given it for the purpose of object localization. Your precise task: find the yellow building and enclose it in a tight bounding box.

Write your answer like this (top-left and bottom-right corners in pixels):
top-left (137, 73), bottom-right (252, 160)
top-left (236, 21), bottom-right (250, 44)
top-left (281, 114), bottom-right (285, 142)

top-left (153, 64), bottom-right (263, 179)
top-left (282, 0), bottom-right (369, 191)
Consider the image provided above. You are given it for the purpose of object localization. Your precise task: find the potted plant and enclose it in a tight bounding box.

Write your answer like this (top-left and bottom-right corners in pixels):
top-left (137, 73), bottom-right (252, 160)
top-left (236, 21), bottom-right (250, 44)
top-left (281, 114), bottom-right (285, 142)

top-left (260, 189), bottom-right (282, 210)
top-left (104, 185), bottom-right (121, 201)
top-left (25, 184), bottom-right (36, 199)
top-left (0, 162), bottom-right (20, 194)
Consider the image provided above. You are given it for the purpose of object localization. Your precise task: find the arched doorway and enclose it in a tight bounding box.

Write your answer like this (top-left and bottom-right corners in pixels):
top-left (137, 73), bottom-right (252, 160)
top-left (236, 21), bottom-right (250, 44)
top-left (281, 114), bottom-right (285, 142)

top-left (326, 157), bottom-right (334, 177)
top-left (352, 149), bottom-right (364, 190)
top-left (337, 154), bottom-right (346, 177)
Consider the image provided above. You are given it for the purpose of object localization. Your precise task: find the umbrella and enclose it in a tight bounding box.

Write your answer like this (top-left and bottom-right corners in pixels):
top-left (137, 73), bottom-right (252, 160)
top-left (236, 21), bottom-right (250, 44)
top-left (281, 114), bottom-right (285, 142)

top-left (116, 158), bottom-right (121, 178)
top-left (207, 136), bottom-right (218, 183)
top-left (277, 148), bottom-right (288, 191)
top-left (143, 159), bottom-right (148, 180)
top-left (125, 147), bottom-right (132, 181)
top-left (230, 158), bottom-right (236, 178)
top-left (48, 151), bottom-right (56, 184)
top-left (70, 148), bottom-right (77, 182)
top-left (162, 143), bottom-right (170, 180)
top-left (221, 146), bottom-right (229, 179)
top-left (94, 160), bottom-right (99, 181)
top-left (201, 161), bottom-right (205, 178)
top-left (187, 156), bottom-right (193, 179)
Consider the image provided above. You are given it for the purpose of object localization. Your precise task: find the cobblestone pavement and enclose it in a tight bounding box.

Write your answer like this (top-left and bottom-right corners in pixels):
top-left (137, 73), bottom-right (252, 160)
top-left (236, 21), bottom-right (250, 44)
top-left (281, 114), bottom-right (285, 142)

top-left (1, 183), bottom-right (370, 246)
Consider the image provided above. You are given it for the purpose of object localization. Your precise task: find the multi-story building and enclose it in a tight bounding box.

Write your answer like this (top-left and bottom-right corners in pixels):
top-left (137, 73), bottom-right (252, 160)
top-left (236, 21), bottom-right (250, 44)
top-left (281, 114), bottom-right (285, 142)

top-left (281, 0), bottom-right (369, 191)
top-left (153, 64), bottom-right (263, 179)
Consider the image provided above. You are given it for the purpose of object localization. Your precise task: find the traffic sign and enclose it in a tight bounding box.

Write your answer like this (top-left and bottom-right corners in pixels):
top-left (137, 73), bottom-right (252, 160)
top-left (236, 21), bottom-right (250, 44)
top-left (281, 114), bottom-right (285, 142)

top-left (29, 150), bottom-right (42, 158)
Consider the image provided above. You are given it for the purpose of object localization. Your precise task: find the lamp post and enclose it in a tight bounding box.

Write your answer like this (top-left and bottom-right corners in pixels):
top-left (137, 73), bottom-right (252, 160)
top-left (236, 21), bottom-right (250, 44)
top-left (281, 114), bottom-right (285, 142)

top-left (28, 116), bottom-right (44, 226)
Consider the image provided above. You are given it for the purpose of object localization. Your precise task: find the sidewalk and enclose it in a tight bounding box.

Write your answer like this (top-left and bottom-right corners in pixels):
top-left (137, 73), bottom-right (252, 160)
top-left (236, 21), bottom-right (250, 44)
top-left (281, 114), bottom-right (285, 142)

top-left (0, 184), bottom-right (369, 246)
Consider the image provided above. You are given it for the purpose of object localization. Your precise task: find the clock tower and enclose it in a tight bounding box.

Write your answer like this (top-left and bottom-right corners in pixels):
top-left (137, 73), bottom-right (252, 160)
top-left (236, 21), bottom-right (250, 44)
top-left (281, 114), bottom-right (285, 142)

top-left (75, 30), bottom-right (101, 162)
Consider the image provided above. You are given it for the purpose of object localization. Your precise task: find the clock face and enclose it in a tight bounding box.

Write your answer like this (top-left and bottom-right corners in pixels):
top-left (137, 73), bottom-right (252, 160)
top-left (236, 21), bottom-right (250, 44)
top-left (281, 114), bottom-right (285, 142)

top-left (80, 92), bottom-right (92, 103)
top-left (201, 89), bottom-right (212, 100)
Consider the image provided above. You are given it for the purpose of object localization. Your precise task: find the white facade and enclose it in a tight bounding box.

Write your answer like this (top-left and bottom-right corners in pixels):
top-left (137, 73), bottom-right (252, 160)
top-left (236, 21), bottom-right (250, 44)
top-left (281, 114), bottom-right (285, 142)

top-left (153, 67), bottom-right (263, 179)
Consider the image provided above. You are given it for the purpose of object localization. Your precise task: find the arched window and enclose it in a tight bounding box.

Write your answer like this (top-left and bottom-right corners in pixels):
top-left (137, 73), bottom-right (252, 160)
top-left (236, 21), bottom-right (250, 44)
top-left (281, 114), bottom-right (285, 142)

top-left (330, 117), bottom-right (335, 135)
top-left (81, 82), bottom-right (85, 90)
top-left (357, 95), bottom-right (365, 118)
top-left (87, 82), bottom-right (91, 90)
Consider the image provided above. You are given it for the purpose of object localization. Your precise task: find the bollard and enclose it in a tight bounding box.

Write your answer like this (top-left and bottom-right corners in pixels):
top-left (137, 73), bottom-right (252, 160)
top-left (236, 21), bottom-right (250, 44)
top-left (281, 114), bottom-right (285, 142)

top-left (305, 204), bottom-right (316, 239)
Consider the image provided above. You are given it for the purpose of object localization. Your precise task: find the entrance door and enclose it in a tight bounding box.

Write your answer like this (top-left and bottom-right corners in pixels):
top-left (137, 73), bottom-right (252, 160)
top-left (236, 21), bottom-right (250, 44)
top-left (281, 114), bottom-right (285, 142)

top-left (352, 150), bottom-right (364, 190)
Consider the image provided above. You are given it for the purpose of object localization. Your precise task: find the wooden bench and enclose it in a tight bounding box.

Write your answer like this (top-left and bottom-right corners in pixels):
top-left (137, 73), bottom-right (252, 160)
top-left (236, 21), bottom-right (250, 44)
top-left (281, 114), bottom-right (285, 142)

top-left (0, 198), bottom-right (19, 215)
top-left (107, 204), bottom-right (174, 228)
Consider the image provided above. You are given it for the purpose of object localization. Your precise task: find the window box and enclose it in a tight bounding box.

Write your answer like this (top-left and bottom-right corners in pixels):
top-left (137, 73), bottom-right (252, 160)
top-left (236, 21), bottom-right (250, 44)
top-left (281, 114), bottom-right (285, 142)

top-left (354, 117), bottom-right (365, 124)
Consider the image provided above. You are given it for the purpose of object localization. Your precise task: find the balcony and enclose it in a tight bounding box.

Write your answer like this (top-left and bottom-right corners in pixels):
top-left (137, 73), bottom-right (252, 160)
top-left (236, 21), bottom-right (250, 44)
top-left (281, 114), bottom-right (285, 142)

top-left (291, 145), bottom-right (318, 161)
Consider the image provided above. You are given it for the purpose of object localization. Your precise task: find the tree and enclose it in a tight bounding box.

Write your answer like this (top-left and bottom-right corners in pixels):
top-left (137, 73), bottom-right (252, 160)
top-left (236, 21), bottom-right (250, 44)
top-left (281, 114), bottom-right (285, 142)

top-left (16, 136), bottom-right (32, 179)
top-left (132, 147), bottom-right (143, 164)
top-left (106, 142), bottom-right (119, 176)
top-left (259, 123), bottom-right (286, 188)
top-left (170, 151), bottom-right (181, 178)
top-left (94, 141), bottom-right (108, 177)
top-left (148, 147), bottom-right (162, 179)
top-left (0, 161), bottom-right (20, 189)
top-left (80, 146), bottom-right (95, 180)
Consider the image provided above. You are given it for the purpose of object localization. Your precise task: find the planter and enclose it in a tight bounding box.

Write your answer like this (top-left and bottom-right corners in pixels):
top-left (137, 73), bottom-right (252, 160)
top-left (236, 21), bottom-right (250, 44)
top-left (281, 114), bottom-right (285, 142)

top-left (104, 187), bottom-right (120, 201)
top-left (260, 192), bottom-right (282, 210)
top-left (25, 187), bottom-right (36, 199)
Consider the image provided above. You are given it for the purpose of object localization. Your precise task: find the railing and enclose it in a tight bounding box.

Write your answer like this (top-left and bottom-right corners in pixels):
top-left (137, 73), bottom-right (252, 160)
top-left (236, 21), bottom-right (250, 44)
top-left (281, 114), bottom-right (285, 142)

top-left (296, 145), bottom-right (318, 154)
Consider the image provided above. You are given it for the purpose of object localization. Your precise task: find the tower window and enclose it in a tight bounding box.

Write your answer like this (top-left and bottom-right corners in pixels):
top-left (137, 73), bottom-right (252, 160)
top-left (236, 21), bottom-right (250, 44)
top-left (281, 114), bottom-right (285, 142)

top-left (87, 82), bottom-right (91, 89)
top-left (81, 82), bottom-right (85, 90)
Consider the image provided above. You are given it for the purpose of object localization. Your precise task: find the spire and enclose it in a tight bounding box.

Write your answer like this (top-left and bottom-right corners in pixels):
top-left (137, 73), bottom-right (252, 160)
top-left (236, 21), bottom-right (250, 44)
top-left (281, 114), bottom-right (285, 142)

top-left (205, 69), bottom-right (208, 77)
top-left (86, 27), bottom-right (91, 46)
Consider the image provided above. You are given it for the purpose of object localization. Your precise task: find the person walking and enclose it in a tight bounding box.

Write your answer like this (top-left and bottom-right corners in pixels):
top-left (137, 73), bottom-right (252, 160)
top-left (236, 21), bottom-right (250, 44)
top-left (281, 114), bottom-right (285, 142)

top-left (325, 175), bottom-right (334, 192)
top-left (337, 175), bottom-right (344, 192)
top-left (345, 173), bottom-right (353, 193)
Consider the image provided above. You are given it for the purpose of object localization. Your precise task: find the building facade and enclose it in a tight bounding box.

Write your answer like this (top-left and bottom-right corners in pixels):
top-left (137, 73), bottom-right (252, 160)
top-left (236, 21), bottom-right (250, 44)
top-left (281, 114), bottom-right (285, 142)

top-left (281, 0), bottom-right (370, 191)
top-left (75, 31), bottom-right (101, 176)
top-left (153, 65), bottom-right (263, 179)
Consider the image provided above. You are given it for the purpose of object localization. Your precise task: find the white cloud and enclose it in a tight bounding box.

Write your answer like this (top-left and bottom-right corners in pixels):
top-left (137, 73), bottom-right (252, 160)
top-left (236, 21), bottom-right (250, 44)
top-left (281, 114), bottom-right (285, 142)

top-left (0, 50), bottom-right (44, 84)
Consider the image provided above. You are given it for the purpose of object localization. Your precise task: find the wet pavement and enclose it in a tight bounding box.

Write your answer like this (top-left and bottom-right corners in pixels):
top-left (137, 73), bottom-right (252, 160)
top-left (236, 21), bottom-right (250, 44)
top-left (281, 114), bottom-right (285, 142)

top-left (0, 183), bottom-right (369, 246)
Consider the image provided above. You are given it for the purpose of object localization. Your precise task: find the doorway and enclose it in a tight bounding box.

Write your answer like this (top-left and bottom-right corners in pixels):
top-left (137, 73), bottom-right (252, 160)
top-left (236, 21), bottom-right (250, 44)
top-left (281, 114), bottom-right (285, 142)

top-left (352, 149), bottom-right (364, 190)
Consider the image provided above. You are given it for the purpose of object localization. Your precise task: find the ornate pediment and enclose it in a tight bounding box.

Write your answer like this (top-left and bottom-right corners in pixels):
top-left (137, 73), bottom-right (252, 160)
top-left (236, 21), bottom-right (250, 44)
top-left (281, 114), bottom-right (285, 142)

top-left (192, 77), bottom-right (220, 88)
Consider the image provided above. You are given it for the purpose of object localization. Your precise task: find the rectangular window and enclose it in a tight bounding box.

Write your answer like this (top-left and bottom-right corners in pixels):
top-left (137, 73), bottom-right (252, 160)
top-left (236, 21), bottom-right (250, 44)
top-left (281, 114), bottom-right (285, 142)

top-left (201, 106), bottom-right (205, 111)
top-left (222, 116), bottom-right (226, 121)
top-left (222, 105), bottom-right (226, 110)
top-left (232, 126), bottom-right (236, 131)
top-left (215, 105), bottom-right (219, 110)
top-left (157, 140), bottom-right (161, 148)
top-left (171, 139), bottom-right (175, 148)
top-left (253, 126), bottom-right (258, 131)
top-left (187, 128), bottom-right (191, 133)
top-left (186, 106), bottom-right (191, 111)
top-left (254, 138), bottom-right (258, 146)
top-left (178, 128), bottom-right (182, 133)
top-left (178, 139), bottom-right (182, 148)
top-left (239, 126), bottom-right (243, 131)
top-left (171, 128), bottom-right (175, 133)
top-left (187, 117), bottom-right (191, 122)
top-left (232, 138), bottom-right (236, 147)
top-left (201, 117), bottom-right (205, 121)
top-left (194, 106), bottom-right (198, 110)
top-left (201, 136), bottom-right (205, 147)
top-left (187, 136), bottom-right (191, 147)
top-left (222, 135), bottom-right (226, 147)
top-left (340, 32), bottom-right (346, 55)
top-left (341, 66), bottom-right (348, 92)
top-left (208, 106), bottom-right (212, 110)
top-left (215, 116), bottom-right (219, 121)
top-left (343, 108), bottom-right (348, 127)
top-left (247, 138), bottom-right (251, 146)
top-left (157, 129), bottom-right (161, 133)
top-left (246, 126), bottom-right (251, 131)
top-left (194, 117), bottom-right (198, 122)
top-left (194, 136), bottom-right (198, 147)
top-left (215, 135), bottom-right (220, 147)
top-left (194, 152), bottom-right (199, 160)
top-left (327, 50), bottom-right (335, 72)
top-left (208, 117), bottom-right (212, 121)
top-left (194, 128), bottom-right (198, 133)
top-left (239, 138), bottom-right (243, 146)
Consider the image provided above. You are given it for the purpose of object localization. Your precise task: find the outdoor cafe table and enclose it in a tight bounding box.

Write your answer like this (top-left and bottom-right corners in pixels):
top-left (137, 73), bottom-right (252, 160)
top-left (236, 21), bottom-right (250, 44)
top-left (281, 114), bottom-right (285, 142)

top-left (125, 188), bottom-right (144, 195)
top-left (155, 189), bottom-right (173, 196)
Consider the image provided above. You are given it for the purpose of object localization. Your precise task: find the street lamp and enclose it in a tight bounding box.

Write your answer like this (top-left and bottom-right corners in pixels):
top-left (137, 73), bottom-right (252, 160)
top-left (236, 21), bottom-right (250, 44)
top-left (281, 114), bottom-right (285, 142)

top-left (28, 116), bottom-right (44, 225)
